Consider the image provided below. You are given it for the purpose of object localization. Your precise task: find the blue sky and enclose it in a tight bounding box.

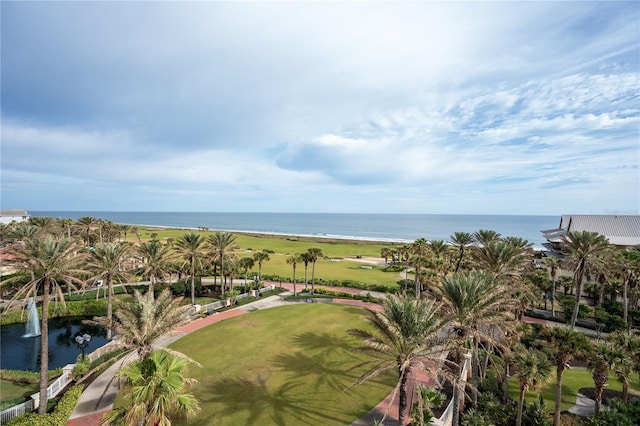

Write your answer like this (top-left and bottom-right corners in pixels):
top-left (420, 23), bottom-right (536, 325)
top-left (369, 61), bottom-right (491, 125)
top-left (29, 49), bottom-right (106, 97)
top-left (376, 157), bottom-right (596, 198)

top-left (1, 1), bottom-right (638, 215)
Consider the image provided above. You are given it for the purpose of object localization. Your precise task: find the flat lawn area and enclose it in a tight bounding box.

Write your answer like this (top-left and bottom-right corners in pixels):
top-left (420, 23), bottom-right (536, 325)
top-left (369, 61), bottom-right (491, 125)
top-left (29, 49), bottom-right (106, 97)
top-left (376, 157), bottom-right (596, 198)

top-left (236, 252), bottom-right (402, 288)
top-left (169, 304), bottom-right (396, 425)
top-left (0, 380), bottom-right (37, 406)
top-left (508, 367), bottom-right (640, 412)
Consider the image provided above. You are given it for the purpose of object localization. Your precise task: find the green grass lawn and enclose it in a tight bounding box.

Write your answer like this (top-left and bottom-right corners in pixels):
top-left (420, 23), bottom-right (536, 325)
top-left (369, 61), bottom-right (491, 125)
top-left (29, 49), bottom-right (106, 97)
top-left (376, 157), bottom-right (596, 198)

top-left (0, 380), bottom-right (37, 408)
top-left (168, 303), bottom-right (396, 425)
top-left (508, 367), bottom-right (640, 412)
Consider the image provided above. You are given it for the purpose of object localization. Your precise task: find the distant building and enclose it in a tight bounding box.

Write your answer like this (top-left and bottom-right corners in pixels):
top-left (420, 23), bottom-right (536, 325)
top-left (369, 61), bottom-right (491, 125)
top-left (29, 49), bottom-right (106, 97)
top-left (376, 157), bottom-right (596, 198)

top-left (0, 210), bottom-right (30, 225)
top-left (542, 214), bottom-right (640, 258)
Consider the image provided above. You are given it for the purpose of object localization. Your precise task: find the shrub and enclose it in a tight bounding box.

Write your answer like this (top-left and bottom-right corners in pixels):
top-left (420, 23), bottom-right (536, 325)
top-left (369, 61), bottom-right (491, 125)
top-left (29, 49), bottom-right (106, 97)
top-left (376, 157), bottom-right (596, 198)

top-left (0, 369), bottom-right (62, 384)
top-left (171, 280), bottom-right (187, 296)
top-left (72, 355), bottom-right (91, 379)
top-left (6, 385), bottom-right (84, 426)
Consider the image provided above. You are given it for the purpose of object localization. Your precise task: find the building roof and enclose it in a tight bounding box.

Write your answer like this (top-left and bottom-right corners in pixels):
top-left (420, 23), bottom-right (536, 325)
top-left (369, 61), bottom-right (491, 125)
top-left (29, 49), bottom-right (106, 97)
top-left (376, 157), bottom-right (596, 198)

top-left (0, 210), bottom-right (29, 217)
top-left (542, 214), bottom-right (640, 247)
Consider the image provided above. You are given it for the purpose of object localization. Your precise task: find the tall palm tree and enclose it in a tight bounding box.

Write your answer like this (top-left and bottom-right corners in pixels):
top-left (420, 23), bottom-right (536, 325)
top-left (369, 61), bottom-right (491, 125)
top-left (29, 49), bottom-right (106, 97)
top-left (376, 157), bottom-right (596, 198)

top-left (616, 249), bottom-right (640, 325)
top-left (475, 240), bottom-right (532, 279)
top-left (512, 349), bottom-right (551, 426)
top-left (348, 295), bottom-right (451, 425)
top-left (173, 233), bottom-right (208, 305)
top-left (562, 231), bottom-right (610, 329)
top-left (87, 242), bottom-right (133, 340)
top-left (136, 240), bottom-right (172, 294)
top-left (3, 237), bottom-right (88, 413)
top-left (409, 253), bottom-right (429, 298)
top-left (209, 231), bottom-right (239, 294)
top-left (587, 341), bottom-right (623, 416)
top-left (59, 218), bottom-right (74, 239)
top-left (100, 349), bottom-right (200, 426)
top-left (238, 257), bottom-right (255, 289)
top-left (449, 232), bottom-right (475, 273)
top-left (91, 288), bottom-right (191, 359)
top-left (75, 216), bottom-right (98, 246)
top-left (286, 254), bottom-right (301, 296)
top-left (544, 257), bottom-right (563, 317)
top-left (28, 216), bottom-right (58, 237)
top-left (434, 270), bottom-right (519, 414)
top-left (540, 327), bottom-right (591, 426)
top-left (253, 251), bottom-right (270, 285)
top-left (429, 240), bottom-right (450, 276)
top-left (300, 251), bottom-right (313, 291)
top-left (307, 247), bottom-right (323, 295)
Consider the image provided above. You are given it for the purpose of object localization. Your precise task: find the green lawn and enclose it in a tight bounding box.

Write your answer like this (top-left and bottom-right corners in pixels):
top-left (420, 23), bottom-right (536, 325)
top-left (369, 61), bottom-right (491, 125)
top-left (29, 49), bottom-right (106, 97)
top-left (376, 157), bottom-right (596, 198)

top-left (0, 380), bottom-right (37, 408)
top-left (168, 303), bottom-right (396, 425)
top-left (508, 367), bottom-right (640, 412)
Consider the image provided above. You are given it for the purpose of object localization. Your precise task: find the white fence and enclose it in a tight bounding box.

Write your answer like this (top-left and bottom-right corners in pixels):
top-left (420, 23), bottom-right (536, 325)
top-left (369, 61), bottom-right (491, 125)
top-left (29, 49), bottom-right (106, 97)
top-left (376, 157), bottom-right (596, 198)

top-left (0, 400), bottom-right (33, 424)
top-left (189, 285), bottom-right (275, 316)
top-left (430, 353), bottom-right (472, 426)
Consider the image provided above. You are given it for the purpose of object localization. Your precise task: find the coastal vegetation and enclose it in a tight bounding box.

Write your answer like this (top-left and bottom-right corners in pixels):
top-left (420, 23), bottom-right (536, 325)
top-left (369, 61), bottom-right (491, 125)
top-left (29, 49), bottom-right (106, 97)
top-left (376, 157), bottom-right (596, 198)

top-left (1, 215), bottom-right (639, 425)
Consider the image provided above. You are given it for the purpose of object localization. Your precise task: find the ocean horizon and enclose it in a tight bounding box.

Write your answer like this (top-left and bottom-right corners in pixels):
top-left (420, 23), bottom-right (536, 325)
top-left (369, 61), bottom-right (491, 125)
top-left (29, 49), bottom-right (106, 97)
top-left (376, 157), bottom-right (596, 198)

top-left (31, 211), bottom-right (559, 249)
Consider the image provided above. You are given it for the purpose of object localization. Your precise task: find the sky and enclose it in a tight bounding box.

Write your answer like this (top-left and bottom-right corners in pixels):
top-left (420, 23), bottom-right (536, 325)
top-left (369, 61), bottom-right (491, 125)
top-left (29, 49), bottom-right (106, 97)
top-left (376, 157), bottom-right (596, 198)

top-left (1, 1), bottom-right (639, 215)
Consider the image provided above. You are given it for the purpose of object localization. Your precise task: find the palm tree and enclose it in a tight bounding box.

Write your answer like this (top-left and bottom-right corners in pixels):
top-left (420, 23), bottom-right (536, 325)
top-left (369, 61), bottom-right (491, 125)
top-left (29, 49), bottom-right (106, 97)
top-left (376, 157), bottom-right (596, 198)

top-left (473, 229), bottom-right (501, 247)
top-left (100, 349), bottom-right (200, 426)
top-left (307, 247), bottom-right (323, 295)
top-left (91, 288), bottom-right (191, 359)
top-left (75, 216), bottom-right (98, 246)
top-left (173, 233), bottom-right (208, 305)
top-left (540, 327), bottom-right (591, 426)
top-left (429, 240), bottom-right (450, 276)
top-left (607, 331), bottom-right (639, 403)
top-left (253, 250), bottom-right (270, 285)
top-left (300, 251), bottom-right (313, 291)
top-left (348, 295), bottom-right (451, 425)
top-left (136, 240), bottom-right (172, 294)
top-left (616, 249), bottom-right (640, 325)
top-left (209, 231), bottom-right (239, 294)
top-left (28, 216), bottom-right (58, 237)
top-left (59, 218), bottom-right (74, 239)
top-left (434, 271), bottom-right (519, 413)
top-left (562, 231), bottom-right (610, 329)
top-left (87, 242), bottom-right (133, 340)
top-left (3, 237), bottom-right (88, 413)
top-left (286, 254), bottom-right (301, 296)
top-left (588, 341), bottom-right (623, 416)
top-left (511, 349), bottom-right (551, 426)
top-left (381, 247), bottom-right (392, 267)
top-left (449, 232), bottom-right (475, 272)
top-left (238, 257), bottom-right (255, 289)
top-left (475, 240), bottom-right (532, 279)
top-left (544, 257), bottom-right (563, 317)
top-left (409, 253), bottom-right (429, 298)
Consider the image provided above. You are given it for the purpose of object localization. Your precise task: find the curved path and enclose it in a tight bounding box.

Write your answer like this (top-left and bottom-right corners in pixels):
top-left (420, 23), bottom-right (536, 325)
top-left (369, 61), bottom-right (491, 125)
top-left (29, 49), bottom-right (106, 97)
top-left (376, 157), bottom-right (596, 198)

top-left (67, 282), bottom-right (588, 426)
top-left (67, 285), bottom-right (390, 426)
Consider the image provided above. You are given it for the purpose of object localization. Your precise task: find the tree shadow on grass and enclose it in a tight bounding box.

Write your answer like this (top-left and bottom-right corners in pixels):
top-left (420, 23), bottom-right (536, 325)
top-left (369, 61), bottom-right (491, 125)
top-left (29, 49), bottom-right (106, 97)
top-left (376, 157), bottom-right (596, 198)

top-left (290, 331), bottom-right (355, 355)
top-left (270, 351), bottom-right (362, 392)
top-left (194, 374), bottom-right (349, 425)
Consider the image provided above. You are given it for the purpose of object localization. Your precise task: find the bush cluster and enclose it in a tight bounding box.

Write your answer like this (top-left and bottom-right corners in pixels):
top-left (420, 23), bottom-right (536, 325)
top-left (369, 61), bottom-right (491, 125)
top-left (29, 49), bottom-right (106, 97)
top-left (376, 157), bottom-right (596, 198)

top-left (0, 369), bottom-right (62, 384)
top-left (5, 385), bottom-right (84, 426)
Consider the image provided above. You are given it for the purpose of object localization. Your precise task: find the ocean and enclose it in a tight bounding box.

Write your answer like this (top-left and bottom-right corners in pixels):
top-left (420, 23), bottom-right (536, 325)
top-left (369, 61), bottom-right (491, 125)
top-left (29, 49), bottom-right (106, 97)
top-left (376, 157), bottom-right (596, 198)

top-left (31, 211), bottom-right (559, 249)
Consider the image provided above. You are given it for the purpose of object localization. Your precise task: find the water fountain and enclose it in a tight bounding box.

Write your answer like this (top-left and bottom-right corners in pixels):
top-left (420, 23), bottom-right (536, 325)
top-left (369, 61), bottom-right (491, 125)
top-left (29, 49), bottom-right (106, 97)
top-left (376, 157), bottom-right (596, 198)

top-left (23, 297), bottom-right (41, 338)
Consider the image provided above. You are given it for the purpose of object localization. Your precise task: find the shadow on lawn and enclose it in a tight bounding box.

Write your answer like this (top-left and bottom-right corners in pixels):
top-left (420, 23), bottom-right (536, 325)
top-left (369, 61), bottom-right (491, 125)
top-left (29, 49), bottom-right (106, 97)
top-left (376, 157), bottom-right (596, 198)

top-left (197, 375), bottom-right (350, 425)
top-left (290, 331), bottom-right (354, 355)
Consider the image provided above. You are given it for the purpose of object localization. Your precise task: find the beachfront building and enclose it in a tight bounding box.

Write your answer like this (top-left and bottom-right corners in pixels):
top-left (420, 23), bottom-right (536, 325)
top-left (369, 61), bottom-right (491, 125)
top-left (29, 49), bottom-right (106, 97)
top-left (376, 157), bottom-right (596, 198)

top-left (0, 209), bottom-right (30, 225)
top-left (541, 214), bottom-right (640, 258)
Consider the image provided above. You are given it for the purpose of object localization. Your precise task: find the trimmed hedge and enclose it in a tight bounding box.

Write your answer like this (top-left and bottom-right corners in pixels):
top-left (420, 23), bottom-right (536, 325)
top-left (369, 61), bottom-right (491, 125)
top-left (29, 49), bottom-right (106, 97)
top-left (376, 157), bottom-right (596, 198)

top-left (0, 369), bottom-right (62, 384)
top-left (5, 385), bottom-right (84, 426)
top-left (1, 300), bottom-right (107, 326)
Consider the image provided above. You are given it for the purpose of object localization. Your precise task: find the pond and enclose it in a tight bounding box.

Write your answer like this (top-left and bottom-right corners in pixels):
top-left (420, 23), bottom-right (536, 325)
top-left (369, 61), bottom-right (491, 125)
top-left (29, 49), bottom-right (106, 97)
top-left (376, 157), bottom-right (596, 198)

top-left (0, 317), bottom-right (107, 372)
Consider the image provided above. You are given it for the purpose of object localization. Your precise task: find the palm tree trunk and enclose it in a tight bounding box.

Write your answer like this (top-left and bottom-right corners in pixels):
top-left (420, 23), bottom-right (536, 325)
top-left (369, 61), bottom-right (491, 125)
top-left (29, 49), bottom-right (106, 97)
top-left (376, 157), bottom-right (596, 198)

top-left (311, 262), bottom-right (316, 295)
top-left (594, 384), bottom-right (603, 415)
top-left (551, 276), bottom-right (557, 317)
top-left (304, 265), bottom-right (308, 291)
top-left (570, 261), bottom-right (585, 330)
top-left (398, 367), bottom-right (410, 426)
top-left (516, 388), bottom-right (525, 426)
top-left (293, 267), bottom-right (297, 297)
top-left (107, 274), bottom-right (113, 340)
top-left (38, 278), bottom-right (50, 414)
top-left (190, 258), bottom-right (195, 306)
top-left (623, 277), bottom-right (629, 325)
top-left (623, 381), bottom-right (628, 404)
top-left (554, 366), bottom-right (563, 426)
